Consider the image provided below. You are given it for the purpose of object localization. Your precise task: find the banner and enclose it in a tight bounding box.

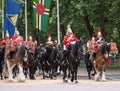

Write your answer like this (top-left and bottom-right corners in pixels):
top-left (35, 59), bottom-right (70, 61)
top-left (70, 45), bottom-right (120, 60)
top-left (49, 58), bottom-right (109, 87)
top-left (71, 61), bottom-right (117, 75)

top-left (33, 0), bottom-right (51, 32)
top-left (4, 0), bottom-right (21, 36)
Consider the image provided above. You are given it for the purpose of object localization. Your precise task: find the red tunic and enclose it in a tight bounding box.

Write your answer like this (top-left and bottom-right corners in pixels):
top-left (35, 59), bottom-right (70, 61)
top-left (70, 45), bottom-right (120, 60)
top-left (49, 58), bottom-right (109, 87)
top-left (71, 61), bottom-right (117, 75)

top-left (25, 41), bottom-right (35, 54)
top-left (10, 35), bottom-right (24, 51)
top-left (63, 34), bottom-right (77, 50)
top-left (63, 34), bottom-right (69, 49)
top-left (87, 40), bottom-right (98, 51)
top-left (0, 39), bottom-right (4, 46)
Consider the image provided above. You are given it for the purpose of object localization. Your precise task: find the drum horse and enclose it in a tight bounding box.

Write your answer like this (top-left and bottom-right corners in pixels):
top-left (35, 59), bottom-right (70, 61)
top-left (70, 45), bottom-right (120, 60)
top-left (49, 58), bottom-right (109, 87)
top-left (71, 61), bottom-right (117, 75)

top-left (93, 42), bottom-right (118, 81)
top-left (4, 41), bottom-right (28, 82)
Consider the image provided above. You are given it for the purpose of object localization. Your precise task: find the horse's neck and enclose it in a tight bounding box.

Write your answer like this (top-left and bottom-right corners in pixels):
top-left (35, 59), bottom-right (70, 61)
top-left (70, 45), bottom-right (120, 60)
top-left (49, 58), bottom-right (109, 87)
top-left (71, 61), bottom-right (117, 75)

top-left (70, 44), bottom-right (78, 56)
top-left (98, 43), bottom-right (109, 55)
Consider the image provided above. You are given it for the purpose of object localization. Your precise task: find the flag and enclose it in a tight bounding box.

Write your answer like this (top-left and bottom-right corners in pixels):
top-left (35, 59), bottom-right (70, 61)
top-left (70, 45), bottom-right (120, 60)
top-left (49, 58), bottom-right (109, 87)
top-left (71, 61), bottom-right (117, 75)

top-left (4, 0), bottom-right (21, 36)
top-left (33, 0), bottom-right (51, 32)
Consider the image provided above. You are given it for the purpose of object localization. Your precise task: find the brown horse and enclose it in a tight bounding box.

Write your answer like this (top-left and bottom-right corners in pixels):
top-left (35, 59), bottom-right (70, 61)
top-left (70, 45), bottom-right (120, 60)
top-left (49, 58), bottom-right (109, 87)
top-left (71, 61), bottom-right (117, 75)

top-left (93, 42), bottom-right (118, 81)
top-left (4, 44), bottom-right (28, 82)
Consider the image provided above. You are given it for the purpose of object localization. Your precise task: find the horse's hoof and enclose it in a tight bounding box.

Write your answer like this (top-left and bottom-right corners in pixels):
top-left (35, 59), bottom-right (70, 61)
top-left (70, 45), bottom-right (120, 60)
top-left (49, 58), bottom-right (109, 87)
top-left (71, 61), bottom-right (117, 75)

top-left (101, 78), bottom-right (107, 82)
top-left (63, 80), bottom-right (68, 83)
top-left (95, 77), bottom-right (100, 81)
top-left (18, 75), bottom-right (25, 82)
top-left (4, 76), bottom-right (8, 79)
top-left (75, 80), bottom-right (79, 83)
top-left (18, 79), bottom-right (25, 82)
top-left (8, 78), bottom-right (13, 82)
top-left (30, 76), bottom-right (35, 80)
top-left (71, 78), bottom-right (74, 82)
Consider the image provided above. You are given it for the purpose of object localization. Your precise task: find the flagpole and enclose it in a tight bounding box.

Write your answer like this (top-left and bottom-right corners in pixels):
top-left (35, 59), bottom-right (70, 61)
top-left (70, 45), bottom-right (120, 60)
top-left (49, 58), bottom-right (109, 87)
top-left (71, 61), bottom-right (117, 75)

top-left (25, 0), bottom-right (27, 41)
top-left (2, 0), bottom-right (4, 38)
top-left (18, 0), bottom-right (27, 41)
top-left (57, 0), bottom-right (60, 45)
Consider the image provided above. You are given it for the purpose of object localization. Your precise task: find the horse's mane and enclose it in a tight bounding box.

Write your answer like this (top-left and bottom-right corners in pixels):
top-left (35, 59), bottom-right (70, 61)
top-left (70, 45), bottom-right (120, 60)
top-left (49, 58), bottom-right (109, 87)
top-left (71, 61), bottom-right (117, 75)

top-left (69, 39), bottom-right (84, 57)
top-left (98, 42), bottom-right (110, 55)
top-left (49, 47), bottom-right (58, 60)
top-left (16, 44), bottom-right (26, 60)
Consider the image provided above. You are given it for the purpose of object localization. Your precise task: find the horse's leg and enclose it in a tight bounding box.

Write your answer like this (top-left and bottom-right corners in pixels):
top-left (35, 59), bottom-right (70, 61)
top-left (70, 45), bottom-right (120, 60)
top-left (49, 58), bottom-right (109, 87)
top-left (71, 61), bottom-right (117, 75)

top-left (0, 63), bottom-right (3, 80)
top-left (69, 64), bottom-right (74, 82)
top-left (93, 60), bottom-right (100, 81)
top-left (62, 66), bottom-right (68, 82)
top-left (6, 60), bottom-right (15, 81)
top-left (68, 67), bottom-right (71, 78)
top-left (18, 63), bottom-right (25, 82)
top-left (94, 63), bottom-right (101, 81)
top-left (74, 65), bottom-right (79, 83)
top-left (101, 63), bottom-right (107, 81)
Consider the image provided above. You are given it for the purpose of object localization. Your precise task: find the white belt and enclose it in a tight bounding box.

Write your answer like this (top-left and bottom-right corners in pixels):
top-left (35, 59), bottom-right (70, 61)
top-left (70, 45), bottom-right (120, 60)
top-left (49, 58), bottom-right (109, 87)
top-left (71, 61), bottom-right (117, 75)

top-left (70, 41), bottom-right (76, 44)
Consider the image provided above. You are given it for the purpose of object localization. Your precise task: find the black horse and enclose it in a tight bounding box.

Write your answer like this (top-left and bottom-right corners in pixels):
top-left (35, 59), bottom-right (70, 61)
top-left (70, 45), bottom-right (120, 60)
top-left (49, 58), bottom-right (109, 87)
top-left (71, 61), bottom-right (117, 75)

top-left (84, 52), bottom-right (95, 79)
top-left (62, 39), bottom-right (84, 83)
top-left (0, 46), bottom-right (5, 80)
top-left (40, 45), bottom-right (60, 79)
top-left (27, 49), bottom-right (37, 80)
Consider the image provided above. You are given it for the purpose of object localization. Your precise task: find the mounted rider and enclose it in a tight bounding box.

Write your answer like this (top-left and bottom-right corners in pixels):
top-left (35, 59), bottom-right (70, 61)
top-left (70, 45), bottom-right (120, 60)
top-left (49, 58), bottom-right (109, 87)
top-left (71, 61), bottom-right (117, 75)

top-left (10, 29), bottom-right (24, 51)
top-left (25, 32), bottom-right (35, 54)
top-left (96, 27), bottom-right (110, 64)
top-left (45, 34), bottom-right (53, 56)
top-left (95, 27), bottom-right (105, 46)
top-left (4, 31), bottom-right (11, 59)
top-left (87, 34), bottom-right (99, 61)
top-left (46, 34), bottom-right (53, 48)
top-left (63, 24), bottom-right (77, 56)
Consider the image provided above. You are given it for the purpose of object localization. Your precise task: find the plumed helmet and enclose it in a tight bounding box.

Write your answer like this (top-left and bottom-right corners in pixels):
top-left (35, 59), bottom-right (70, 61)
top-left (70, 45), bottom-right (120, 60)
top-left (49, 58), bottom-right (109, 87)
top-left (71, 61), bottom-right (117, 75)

top-left (47, 34), bottom-right (51, 41)
top-left (97, 27), bottom-right (102, 36)
top-left (15, 29), bottom-right (19, 36)
top-left (34, 40), bottom-right (37, 45)
top-left (28, 32), bottom-right (32, 41)
top-left (5, 30), bottom-right (9, 38)
top-left (66, 24), bottom-right (73, 34)
top-left (91, 34), bottom-right (95, 41)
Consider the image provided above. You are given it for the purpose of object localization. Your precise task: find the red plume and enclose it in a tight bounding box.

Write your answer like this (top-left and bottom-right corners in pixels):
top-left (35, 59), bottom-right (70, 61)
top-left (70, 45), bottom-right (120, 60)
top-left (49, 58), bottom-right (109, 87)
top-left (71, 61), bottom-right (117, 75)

top-left (47, 34), bottom-right (51, 38)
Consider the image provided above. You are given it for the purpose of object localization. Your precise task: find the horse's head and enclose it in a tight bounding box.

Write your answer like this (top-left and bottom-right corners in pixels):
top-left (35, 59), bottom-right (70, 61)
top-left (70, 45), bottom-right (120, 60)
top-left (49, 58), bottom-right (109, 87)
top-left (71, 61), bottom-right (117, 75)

top-left (76, 38), bottom-right (85, 52)
top-left (17, 44), bottom-right (28, 62)
top-left (109, 42), bottom-right (118, 54)
top-left (75, 39), bottom-right (85, 60)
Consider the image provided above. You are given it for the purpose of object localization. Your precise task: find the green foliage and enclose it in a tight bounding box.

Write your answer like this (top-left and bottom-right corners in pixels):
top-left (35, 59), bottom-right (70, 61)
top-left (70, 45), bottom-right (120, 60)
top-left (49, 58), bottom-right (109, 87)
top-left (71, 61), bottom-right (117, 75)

top-left (0, 0), bottom-right (120, 50)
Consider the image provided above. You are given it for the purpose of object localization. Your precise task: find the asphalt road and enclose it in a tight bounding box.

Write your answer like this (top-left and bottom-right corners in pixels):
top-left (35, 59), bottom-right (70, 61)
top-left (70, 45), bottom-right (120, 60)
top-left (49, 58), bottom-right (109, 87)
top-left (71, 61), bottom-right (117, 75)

top-left (0, 68), bottom-right (120, 91)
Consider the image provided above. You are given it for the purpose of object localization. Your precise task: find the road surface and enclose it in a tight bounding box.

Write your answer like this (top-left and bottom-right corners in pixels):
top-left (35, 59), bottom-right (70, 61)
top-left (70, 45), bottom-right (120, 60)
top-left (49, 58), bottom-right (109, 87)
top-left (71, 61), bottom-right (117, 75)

top-left (0, 68), bottom-right (120, 91)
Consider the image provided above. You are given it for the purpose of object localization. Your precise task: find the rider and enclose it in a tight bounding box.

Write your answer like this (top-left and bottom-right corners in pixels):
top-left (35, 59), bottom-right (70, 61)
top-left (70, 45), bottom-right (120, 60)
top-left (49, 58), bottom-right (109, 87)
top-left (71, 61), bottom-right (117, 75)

top-left (11, 29), bottom-right (24, 51)
top-left (95, 27), bottom-right (110, 64)
top-left (87, 34), bottom-right (98, 61)
top-left (27, 33), bottom-right (35, 54)
top-left (95, 27), bottom-right (105, 46)
top-left (53, 38), bottom-right (58, 47)
top-left (45, 34), bottom-right (53, 54)
top-left (4, 31), bottom-right (11, 59)
top-left (63, 24), bottom-right (77, 56)
top-left (46, 34), bottom-right (53, 47)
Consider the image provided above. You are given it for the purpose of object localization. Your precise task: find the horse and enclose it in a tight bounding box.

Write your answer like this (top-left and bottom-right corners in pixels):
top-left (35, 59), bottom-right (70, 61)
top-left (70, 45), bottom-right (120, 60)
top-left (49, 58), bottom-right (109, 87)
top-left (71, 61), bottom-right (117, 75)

top-left (40, 45), bottom-right (60, 79)
top-left (48, 45), bottom-right (60, 79)
top-left (93, 42), bottom-right (118, 81)
top-left (84, 52), bottom-right (96, 79)
top-left (4, 44), bottom-right (28, 82)
top-left (62, 39), bottom-right (84, 83)
top-left (27, 47), bottom-right (37, 80)
top-left (0, 46), bottom-right (5, 80)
